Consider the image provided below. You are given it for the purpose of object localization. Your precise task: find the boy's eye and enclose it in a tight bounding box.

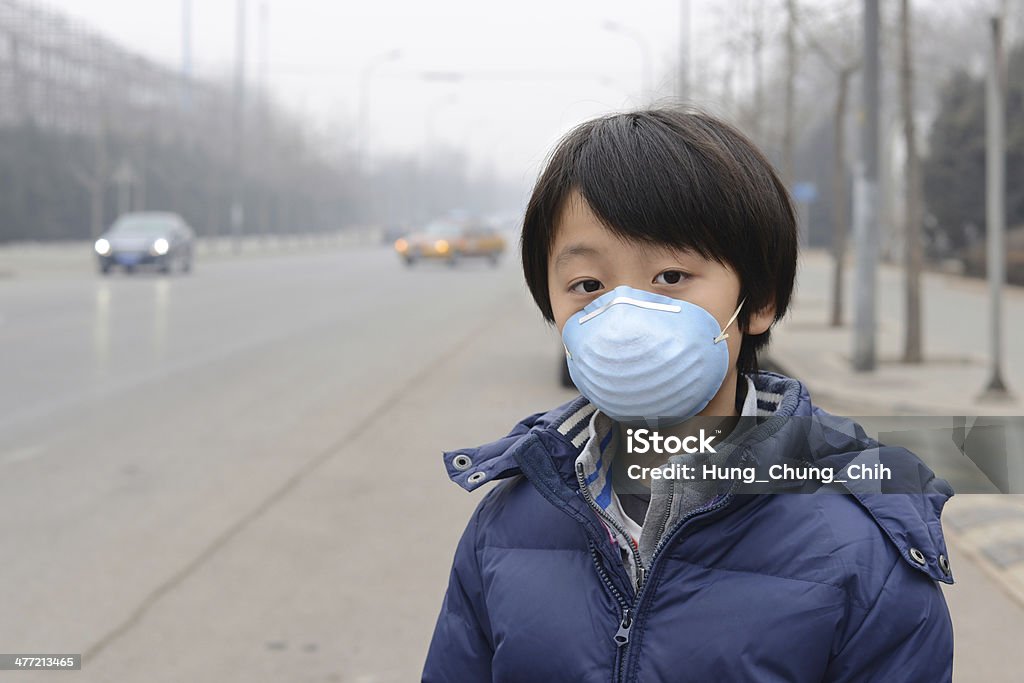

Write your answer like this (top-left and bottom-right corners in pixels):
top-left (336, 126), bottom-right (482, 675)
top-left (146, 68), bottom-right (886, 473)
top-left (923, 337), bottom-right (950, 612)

top-left (654, 270), bottom-right (688, 285)
top-left (570, 279), bottom-right (603, 294)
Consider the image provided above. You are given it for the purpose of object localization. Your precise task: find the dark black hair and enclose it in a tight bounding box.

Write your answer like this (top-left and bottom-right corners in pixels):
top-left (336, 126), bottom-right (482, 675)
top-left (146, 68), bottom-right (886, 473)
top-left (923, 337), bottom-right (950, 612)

top-left (520, 108), bottom-right (798, 375)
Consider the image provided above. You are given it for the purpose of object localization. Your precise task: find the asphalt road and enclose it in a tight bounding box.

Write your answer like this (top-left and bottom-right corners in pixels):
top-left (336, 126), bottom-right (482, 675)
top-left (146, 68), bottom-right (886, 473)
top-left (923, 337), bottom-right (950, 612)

top-left (0, 243), bottom-right (576, 682)
top-left (1, 243), bottom-right (1021, 681)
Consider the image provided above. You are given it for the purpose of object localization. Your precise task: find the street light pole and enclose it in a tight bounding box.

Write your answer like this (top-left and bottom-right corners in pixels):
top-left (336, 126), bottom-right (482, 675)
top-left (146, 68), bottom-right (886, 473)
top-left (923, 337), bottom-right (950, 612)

top-left (231, 0), bottom-right (247, 254)
top-left (358, 49), bottom-right (401, 170)
top-left (424, 93), bottom-right (460, 153)
top-left (418, 93), bottom-right (460, 222)
top-left (981, 14), bottom-right (1012, 399)
top-left (679, 0), bottom-right (690, 102)
top-left (852, 0), bottom-right (880, 372)
top-left (181, 0), bottom-right (192, 111)
top-left (603, 21), bottom-right (653, 102)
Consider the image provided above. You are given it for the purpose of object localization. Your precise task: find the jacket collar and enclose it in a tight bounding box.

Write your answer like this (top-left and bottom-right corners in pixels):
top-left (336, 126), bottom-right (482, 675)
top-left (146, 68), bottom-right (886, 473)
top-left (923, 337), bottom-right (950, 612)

top-left (443, 372), bottom-right (802, 491)
top-left (442, 371), bottom-right (955, 584)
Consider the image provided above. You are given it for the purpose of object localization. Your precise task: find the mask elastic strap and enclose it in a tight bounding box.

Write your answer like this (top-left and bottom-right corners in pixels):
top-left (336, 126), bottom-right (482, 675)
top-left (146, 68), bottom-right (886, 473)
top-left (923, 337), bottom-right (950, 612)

top-left (713, 298), bottom-right (746, 344)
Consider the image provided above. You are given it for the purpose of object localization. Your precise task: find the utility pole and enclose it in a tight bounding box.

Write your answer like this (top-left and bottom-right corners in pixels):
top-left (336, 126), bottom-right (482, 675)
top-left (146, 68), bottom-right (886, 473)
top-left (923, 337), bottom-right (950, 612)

top-left (782, 0), bottom-right (798, 188)
top-left (900, 0), bottom-right (923, 363)
top-left (231, 0), bottom-right (247, 253)
top-left (852, 0), bottom-right (880, 372)
top-left (679, 0), bottom-right (690, 102)
top-left (258, 2), bottom-right (269, 104)
top-left (981, 14), bottom-right (1012, 400)
top-left (603, 21), bottom-right (653, 103)
top-left (91, 119), bottom-right (108, 237)
top-left (258, 1), bottom-right (271, 241)
top-left (181, 0), bottom-right (192, 111)
top-left (358, 49), bottom-right (401, 171)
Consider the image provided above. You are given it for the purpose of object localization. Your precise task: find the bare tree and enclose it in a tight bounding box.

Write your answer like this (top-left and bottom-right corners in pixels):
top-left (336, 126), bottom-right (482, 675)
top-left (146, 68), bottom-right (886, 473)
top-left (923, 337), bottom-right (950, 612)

top-left (797, 5), bottom-right (861, 328)
top-left (713, 0), bottom-right (774, 145)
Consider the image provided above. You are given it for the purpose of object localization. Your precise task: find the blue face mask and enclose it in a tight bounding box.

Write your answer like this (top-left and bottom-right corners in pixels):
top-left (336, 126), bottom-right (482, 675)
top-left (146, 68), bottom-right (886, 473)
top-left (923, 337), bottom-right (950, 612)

top-left (562, 285), bottom-right (744, 426)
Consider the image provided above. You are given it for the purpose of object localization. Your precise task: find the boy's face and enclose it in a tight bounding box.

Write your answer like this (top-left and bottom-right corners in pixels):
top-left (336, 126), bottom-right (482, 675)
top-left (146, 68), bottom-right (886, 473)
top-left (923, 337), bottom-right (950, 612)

top-left (548, 190), bottom-right (775, 417)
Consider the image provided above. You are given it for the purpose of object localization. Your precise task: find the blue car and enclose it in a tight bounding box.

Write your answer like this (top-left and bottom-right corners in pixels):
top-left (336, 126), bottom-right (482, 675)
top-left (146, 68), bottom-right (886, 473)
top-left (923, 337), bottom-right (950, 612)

top-left (94, 212), bottom-right (196, 275)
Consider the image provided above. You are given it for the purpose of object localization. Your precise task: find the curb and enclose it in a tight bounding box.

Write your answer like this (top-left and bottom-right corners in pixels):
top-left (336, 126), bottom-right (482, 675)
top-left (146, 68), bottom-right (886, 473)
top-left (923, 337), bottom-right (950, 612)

top-left (760, 352), bottom-right (900, 415)
top-left (764, 346), bottom-right (1024, 417)
top-left (944, 496), bottom-right (1024, 609)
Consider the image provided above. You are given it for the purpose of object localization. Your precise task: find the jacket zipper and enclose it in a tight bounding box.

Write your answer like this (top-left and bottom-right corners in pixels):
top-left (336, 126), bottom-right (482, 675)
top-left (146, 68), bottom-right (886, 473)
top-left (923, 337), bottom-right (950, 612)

top-left (588, 540), bottom-right (633, 682)
top-left (606, 491), bottom-right (737, 683)
top-left (575, 460), bottom-right (646, 590)
top-left (576, 452), bottom-right (745, 681)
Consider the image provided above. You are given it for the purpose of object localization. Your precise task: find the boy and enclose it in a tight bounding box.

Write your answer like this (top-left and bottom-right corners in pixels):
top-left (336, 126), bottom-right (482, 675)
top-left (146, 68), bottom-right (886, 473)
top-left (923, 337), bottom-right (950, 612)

top-left (423, 109), bottom-right (954, 682)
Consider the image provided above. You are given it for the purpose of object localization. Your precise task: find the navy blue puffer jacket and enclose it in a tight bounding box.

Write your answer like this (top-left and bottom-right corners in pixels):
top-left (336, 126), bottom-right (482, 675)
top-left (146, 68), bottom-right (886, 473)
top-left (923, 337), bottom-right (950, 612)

top-left (423, 372), bottom-right (954, 682)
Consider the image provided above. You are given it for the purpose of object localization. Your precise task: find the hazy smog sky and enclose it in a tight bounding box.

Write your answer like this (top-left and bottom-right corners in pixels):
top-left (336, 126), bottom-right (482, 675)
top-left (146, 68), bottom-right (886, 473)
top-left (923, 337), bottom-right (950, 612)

top-left (40, 0), bottom-right (726, 185)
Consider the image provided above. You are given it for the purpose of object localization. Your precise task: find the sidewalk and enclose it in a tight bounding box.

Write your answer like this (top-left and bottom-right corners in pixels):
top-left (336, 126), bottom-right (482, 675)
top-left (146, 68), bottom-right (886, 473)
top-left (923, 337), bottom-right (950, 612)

top-left (766, 249), bottom-right (1024, 417)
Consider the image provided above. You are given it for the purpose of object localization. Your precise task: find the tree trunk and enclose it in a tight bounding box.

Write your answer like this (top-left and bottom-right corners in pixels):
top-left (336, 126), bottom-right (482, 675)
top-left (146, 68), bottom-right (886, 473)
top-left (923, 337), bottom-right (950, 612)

top-left (751, 2), bottom-right (765, 143)
top-left (901, 0), bottom-right (924, 363)
top-left (831, 68), bottom-right (853, 327)
top-left (783, 0), bottom-right (799, 187)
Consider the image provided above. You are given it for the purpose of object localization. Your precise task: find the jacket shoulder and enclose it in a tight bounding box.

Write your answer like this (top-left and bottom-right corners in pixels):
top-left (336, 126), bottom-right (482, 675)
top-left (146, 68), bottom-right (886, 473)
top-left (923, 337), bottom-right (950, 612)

top-left (699, 491), bottom-right (917, 610)
top-left (809, 492), bottom-right (908, 607)
top-left (470, 476), bottom-right (586, 552)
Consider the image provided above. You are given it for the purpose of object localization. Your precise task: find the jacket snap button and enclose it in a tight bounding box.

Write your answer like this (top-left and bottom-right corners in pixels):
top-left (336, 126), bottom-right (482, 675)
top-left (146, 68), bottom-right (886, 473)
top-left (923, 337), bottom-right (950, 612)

top-left (909, 548), bottom-right (927, 565)
top-left (453, 454), bottom-right (473, 471)
top-left (938, 554), bottom-right (951, 575)
top-left (467, 471), bottom-right (486, 484)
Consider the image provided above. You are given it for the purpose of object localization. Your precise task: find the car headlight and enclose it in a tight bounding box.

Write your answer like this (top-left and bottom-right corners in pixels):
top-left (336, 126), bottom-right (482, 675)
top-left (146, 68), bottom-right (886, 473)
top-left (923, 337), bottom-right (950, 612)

top-left (394, 238), bottom-right (408, 252)
top-left (152, 238), bottom-right (170, 256)
top-left (435, 239), bottom-right (449, 254)
top-left (94, 238), bottom-right (111, 256)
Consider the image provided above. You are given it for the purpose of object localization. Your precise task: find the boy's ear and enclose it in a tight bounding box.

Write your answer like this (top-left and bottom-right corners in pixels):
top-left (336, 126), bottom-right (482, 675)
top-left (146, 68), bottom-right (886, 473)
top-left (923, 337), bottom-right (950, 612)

top-left (744, 302), bottom-right (776, 337)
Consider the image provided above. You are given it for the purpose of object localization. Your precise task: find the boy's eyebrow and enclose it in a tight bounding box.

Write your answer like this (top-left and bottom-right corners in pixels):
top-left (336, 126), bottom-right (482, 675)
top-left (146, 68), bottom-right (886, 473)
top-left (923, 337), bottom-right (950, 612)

top-left (553, 244), bottom-right (601, 270)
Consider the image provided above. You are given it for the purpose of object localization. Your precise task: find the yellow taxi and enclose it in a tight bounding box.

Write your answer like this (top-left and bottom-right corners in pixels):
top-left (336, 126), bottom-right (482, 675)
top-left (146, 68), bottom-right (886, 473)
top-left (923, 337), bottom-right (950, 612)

top-left (394, 217), bottom-right (505, 266)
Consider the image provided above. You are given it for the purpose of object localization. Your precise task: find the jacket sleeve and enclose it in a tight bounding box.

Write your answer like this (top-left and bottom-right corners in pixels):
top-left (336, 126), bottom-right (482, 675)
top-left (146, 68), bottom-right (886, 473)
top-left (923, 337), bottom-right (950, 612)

top-left (422, 501), bottom-right (493, 683)
top-left (824, 558), bottom-right (953, 682)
